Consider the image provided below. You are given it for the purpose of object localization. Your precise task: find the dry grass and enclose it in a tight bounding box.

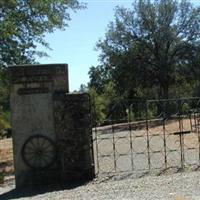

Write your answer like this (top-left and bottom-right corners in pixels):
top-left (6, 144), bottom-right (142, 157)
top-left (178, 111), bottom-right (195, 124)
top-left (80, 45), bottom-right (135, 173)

top-left (0, 138), bottom-right (14, 174)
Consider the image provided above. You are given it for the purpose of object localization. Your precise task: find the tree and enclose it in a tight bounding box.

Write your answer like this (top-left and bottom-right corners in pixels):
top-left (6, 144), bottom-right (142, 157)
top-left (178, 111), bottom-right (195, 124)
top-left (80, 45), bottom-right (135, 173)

top-left (0, 0), bottom-right (84, 137)
top-left (79, 84), bottom-right (88, 92)
top-left (182, 45), bottom-right (200, 96)
top-left (89, 81), bottom-right (118, 125)
top-left (95, 0), bottom-right (200, 99)
top-left (0, 0), bottom-right (84, 68)
top-left (88, 65), bottom-right (111, 94)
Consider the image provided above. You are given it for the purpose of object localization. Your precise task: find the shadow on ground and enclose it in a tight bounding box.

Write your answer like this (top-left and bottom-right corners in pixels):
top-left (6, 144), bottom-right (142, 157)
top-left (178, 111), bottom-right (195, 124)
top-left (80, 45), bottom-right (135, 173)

top-left (0, 180), bottom-right (90, 200)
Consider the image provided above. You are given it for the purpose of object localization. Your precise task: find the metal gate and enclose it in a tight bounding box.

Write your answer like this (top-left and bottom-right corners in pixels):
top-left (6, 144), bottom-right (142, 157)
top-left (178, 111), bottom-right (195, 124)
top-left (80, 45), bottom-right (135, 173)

top-left (92, 97), bottom-right (200, 175)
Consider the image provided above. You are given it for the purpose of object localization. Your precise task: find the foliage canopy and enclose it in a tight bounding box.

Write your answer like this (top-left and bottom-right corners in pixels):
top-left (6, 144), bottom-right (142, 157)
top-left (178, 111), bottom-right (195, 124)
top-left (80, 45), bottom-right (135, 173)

top-left (0, 0), bottom-right (84, 67)
top-left (90, 0), bottom-right (200, 100)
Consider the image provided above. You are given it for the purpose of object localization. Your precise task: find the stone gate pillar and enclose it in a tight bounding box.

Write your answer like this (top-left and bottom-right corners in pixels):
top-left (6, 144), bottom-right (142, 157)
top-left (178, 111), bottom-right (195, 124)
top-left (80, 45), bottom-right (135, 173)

top-left (9, 64), bottom-right (94, 188)
top-left (54, 93), bottom-right (95, 181)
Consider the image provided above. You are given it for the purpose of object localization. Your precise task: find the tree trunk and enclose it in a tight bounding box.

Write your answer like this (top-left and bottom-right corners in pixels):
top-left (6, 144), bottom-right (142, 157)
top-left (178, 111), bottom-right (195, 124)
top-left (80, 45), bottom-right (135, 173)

top-left (162, 84), bottom-right (169, 99)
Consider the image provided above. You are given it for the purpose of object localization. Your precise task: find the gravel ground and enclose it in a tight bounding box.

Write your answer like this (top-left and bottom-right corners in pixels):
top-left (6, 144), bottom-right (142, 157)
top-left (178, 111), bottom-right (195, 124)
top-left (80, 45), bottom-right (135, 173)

top-left (1, 171), bottom-right (200, 200)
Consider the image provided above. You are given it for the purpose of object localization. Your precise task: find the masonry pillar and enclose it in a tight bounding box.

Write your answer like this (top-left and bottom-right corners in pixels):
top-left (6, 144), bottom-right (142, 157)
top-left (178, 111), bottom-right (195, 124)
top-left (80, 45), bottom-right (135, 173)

top-left (9, 64), bottom-right (94, 188)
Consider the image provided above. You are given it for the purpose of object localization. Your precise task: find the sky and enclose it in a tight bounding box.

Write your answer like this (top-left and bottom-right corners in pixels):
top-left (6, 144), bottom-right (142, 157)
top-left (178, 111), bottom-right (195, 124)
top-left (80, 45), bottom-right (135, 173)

top-left (37, 0), bottom-right (200, 92)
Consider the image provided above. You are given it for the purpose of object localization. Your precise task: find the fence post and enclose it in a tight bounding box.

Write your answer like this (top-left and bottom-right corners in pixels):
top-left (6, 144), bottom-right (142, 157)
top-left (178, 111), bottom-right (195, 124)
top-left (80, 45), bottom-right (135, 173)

top-left (145, 101), bottom-right (151, 171)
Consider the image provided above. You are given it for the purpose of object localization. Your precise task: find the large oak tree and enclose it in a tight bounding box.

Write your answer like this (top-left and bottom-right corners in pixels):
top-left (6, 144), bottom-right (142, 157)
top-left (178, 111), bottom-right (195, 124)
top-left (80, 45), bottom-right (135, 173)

top-left (94, 0), bottom-right (200, 99)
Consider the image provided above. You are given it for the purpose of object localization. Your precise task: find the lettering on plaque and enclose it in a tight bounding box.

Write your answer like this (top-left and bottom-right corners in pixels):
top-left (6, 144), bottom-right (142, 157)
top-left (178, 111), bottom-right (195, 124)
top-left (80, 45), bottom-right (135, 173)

top-left (12, 75), bottom-right (53, 84)
top-left (17, 87), bottom-right (49, 95)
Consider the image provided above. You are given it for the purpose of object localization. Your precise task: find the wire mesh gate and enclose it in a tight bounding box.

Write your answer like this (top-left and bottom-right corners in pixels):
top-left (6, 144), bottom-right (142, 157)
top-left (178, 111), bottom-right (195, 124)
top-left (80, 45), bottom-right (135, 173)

top-left (92, 97), bottom-right (200, 175)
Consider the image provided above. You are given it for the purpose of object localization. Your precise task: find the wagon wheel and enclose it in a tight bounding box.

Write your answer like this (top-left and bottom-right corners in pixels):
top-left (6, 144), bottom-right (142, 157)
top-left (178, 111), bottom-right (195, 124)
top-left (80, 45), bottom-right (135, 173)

top-left (22, 135), bottom-right (56, 170)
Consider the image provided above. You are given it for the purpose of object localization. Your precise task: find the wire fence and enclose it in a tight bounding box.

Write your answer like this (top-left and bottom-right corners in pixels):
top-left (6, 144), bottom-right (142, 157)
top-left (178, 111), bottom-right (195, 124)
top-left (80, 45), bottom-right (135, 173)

top-left (92, 97), bottom-right (200, 175)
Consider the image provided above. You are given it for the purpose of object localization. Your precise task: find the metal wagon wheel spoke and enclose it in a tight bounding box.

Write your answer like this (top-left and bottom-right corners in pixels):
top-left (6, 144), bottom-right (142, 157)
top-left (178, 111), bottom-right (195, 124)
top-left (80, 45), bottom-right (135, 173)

top-left (22, 135), bottom-right (57, 169)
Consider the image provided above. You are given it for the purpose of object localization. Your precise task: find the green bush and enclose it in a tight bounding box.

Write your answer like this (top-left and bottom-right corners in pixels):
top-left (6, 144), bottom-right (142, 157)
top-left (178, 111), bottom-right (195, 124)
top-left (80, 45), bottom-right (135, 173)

top-left (0, 113), bottom-right (11, 138)
top-left (0, 173), bottom-right (4, 184)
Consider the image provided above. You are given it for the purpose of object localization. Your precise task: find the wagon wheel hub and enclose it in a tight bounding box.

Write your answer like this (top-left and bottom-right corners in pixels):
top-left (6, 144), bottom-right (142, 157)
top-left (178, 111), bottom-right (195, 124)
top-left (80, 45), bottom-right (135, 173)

top-left (21, 135), bottom-right (57, 170)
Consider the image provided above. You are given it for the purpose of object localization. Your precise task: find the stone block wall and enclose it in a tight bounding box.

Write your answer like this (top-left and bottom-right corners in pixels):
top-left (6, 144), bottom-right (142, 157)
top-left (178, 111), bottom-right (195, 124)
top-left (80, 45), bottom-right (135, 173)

top-left (54, 92), bottom-right (95, 181)
top-left (9, 64), bottom-right (94, 188)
